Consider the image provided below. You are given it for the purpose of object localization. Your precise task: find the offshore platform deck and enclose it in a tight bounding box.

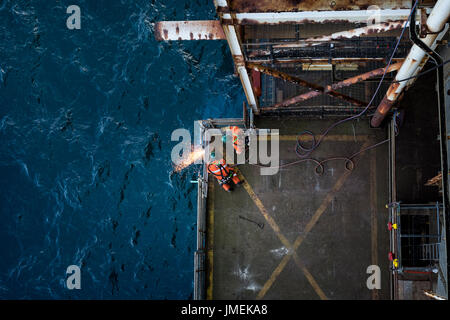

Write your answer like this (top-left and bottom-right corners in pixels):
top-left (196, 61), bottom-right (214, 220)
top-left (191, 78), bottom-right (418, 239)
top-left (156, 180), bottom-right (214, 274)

top-left (156, 0), bottom-right (450, 300)
top-left (206, 118), bottom-right (389, 300)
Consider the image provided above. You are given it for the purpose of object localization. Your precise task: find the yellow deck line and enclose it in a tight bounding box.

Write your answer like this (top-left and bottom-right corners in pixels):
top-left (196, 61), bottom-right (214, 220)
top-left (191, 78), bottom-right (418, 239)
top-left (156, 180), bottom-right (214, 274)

top-left (257, 253), bottom-right (292, 300)
top-left (256, 167), bottom-right (354, 299)
top-left (236, 168), bottom-right (328, 300)
top-left (206, 181), bottom-right (215, 300)
top-left (293, 254), bottom-right (328, 300)
top-left (260, 134), bottom-right (370, 142)
top-left (239, 175), bottom-right (292, 249)
top-left (255, 139), bottom-right (372, 300)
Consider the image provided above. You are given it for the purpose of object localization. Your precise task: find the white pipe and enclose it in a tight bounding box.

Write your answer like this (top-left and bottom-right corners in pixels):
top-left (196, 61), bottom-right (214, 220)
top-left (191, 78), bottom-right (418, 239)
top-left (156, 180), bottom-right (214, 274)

top-left (214, 1), bottom-right (258, 111)
top-left (237, 66), bottom-right (257, 107)
top-left (404, 23), bottom-right (448, 89)
top-left (222, 24), bottom-right (257, 111)
top-left (427, 0), bottom-right (450, 32)
top-left (223, 25), bottom-right (242, 56)
top-left (371, 0), bottom-right (450, 127)
top-left (387, 0), bottom-right (450, 100)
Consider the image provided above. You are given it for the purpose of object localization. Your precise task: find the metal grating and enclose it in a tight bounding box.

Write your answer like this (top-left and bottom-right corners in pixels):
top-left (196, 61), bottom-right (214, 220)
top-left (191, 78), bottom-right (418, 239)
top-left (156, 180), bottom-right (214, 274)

top-left (394, 204), bottom-right (442, 272)
top-left (260, 61), bottom-right (392, 108)
top-left (245, 37), bottom-right (410, 62)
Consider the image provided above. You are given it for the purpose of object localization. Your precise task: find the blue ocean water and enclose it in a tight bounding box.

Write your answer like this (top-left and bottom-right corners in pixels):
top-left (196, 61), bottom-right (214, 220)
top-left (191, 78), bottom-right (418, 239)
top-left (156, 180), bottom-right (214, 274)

top-left (0, 0), bottom-right (243, 299)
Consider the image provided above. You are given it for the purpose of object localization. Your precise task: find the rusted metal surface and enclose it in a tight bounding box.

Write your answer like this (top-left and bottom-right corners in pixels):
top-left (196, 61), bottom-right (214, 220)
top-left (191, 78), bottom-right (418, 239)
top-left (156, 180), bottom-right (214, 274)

top-left (154, 20), bottom-right (226, 41)
top-left (248, 57), bottom-right (405, 65)
top-left (247, 62), bottom-right (370, 107)
top-left (332, 62), bottom-right (402, 89)
top-left (228, 0), bottom-right (412, 13)
top-left (272, 62), bottom-right (403, 106)
top-left (220, 15), bottom-right (258, 111)
top-left (220, 10), bottom-right (418, 25)
top-left (246, 62), bottom-right (322, 91)
top-left (425, 171), bottom-right (450, 187)
top-left (370, 95), bottom-right (395, 126)
top-left (274, 21), bottom-right (406, 48)
top-left (251, 70), bottom-right (261, 97)
top-left (423, 290), bottom-right (447, 300)
top-left (258, 104), bottom-right (369, 114)
top-left (420, 9), bottom-right (429, 38)
top-left (247, 42), bottom-right (408, 57)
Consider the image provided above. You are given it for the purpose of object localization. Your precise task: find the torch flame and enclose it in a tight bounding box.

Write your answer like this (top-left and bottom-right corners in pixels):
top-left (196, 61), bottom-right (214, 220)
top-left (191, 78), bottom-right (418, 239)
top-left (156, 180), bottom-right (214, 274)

top-left (173, 147), bottom-right (205, 172)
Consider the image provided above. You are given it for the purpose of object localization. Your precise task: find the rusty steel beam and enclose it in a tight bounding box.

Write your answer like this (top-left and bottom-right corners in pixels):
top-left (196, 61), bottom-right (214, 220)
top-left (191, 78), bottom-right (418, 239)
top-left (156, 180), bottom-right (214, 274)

top-left (223, 25), bottom-right (258, 111)
top-left (217, 1), bottom-right (259, 112)
top-left (266, 62), bottom-right (403, 108)
top-left (425, 171), bottom-right (450, 187)
top-left (246, 62), bottom-right (370, 107)
top-left (273, 21), bottom-right (406, 49)
top-left (225, 0), bottom-right (414, 13)
top-left (259, 105), bottom-right (369, 113)
top-left (154, 20), bottom-right (226, 41)
top-left (247, 57), bottom-right (405, 65)
top-left (217, 8), bottom-right (419, 25)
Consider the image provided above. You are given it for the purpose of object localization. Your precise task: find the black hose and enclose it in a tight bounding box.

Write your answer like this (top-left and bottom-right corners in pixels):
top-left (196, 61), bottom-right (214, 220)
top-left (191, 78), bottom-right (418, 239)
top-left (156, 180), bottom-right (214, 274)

top-left (393, 60), bottom-right (450, 83)
top-left (251, 1), bottom-right (415, 175)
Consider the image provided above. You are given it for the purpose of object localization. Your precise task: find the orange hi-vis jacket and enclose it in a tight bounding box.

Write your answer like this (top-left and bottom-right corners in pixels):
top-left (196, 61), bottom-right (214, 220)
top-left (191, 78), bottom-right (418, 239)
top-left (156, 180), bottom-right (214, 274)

top-left (224, 126), bottom-right (244, 155)
top-left (207, 159), bottom-right (241, 191)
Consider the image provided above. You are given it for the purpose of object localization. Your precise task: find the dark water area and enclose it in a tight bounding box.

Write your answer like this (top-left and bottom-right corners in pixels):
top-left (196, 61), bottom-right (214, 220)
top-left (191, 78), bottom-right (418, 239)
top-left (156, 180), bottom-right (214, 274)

top-left (0, 0), bottom-right (244, 299)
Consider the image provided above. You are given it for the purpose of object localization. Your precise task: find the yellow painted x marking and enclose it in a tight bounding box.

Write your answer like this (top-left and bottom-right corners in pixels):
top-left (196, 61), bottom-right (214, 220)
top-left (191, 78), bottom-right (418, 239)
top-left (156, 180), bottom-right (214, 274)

top-left (235, 139), bottom-right (372, 300)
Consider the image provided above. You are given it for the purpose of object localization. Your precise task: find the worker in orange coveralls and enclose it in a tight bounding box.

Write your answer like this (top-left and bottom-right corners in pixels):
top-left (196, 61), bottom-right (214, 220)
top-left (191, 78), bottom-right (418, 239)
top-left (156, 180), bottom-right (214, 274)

top-left (222, 126), bottom-right (245, 155)
top-left (207, 151), bottom-right (243, 192)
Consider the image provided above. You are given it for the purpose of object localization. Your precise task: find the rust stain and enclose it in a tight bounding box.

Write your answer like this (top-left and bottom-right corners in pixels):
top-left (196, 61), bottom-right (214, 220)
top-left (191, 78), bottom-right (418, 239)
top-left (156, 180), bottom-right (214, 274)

top-left (247, 62), bottom-right (368, 107)
top-left (154, 20), bottom-right (226, 41)
top-left (378, 96), bottom-right (394, 113)
top-left (234, 55), bottom-right (245, 66)
top-left (386, 82), bottom-right (400, 98)
top-left (216, 5), bottom-right (230, 13)
top-left (154, 22), bottom-right (163, 41)
top-left (221, 18), bottom-right (233, 25)
top-left (371, 95), bottom-right (395, 127)
top-left (334, 62), bottom-right (402, 90)
top-left (239, 18), bottom-right (261, 25)
top-left (240, 18), bottom-right (353, 25)
top-left (230, 0), bottom-right (409, 13)
top-left (240, 17), bottom-right (406, 26)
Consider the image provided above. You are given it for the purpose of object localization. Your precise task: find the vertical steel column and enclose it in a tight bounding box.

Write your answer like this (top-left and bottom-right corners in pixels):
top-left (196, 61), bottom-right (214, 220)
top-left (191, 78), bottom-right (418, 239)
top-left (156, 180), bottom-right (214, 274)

top-left (388, 117), bottom-right (398, 299)
top-left (215, 1), bottom-right (258, 112)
